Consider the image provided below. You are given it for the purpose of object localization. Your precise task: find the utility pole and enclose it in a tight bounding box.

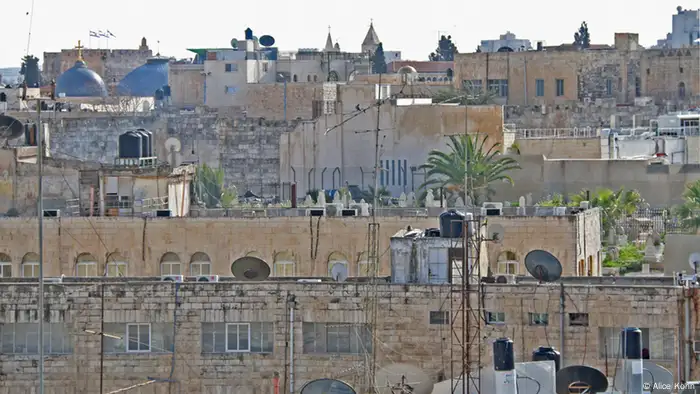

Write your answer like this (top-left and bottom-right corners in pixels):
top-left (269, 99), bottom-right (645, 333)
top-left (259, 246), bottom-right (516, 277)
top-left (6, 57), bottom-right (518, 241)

top-left (36, 99), bottom-right (45, 394)
top-left (100, 282), bottom-right (105, 393)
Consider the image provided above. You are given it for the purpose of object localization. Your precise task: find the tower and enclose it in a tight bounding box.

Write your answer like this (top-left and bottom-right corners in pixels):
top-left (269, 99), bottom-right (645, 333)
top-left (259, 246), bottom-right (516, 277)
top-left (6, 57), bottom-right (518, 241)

top-left (324, 26), bottom-right (336, 52)
top-left (361, 21), bottom-right (380, 54)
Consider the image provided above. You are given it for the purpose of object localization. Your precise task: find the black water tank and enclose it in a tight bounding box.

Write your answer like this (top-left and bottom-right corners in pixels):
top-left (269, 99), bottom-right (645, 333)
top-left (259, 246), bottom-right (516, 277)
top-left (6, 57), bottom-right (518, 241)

top-left (155, 88), bottom-right (164, 100)
top-left (118, 131), bottom-right (143, 158)
top-left (493, 338), bottom-right (515, 371)
top-left (621, 327), bottom-right (642, 359)
top-left (136, 128), bottom-right (153, 157)
top-left (439, 209), bottom-right (465, 238)
top-left (134, 129), bottom-right (151, 157)
top-left (532, 346), bottom-right (561, 371)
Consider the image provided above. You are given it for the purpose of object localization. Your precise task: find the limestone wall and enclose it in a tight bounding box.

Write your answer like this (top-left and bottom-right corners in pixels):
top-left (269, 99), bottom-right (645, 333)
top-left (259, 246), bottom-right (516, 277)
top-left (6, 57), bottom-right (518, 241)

top-left (0, 280), bottom-right (683, 393)
top-left (0, 214), bottom-right (594, 279)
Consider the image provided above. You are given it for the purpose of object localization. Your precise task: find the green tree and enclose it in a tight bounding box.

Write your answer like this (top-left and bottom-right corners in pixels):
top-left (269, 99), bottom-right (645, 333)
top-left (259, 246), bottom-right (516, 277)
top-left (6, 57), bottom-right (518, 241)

top-left (372, 43), bottom-right (387, 74)
top-left (429, 35), bottom-right (458, 61)
top-left (573, 22), bottom-right (591, 49)
top-left (20, 55), bottom-right (41, 87)
top-left (367, 185), bottom-right (390, 205)
top-left (674, 180), bottom-right (700, 231)
top-left (418, 134), bottom-right (520, 205)
top-left (195, 164), bottom-right (237, 208)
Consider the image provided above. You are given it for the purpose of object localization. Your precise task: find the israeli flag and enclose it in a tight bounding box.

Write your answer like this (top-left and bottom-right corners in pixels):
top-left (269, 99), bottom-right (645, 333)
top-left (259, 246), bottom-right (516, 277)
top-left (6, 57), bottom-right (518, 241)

top-left (107, 30), bottom-right (116, 38)
top-left (89, 31), bottom-right (99, 38)
top-left (98, 30), bottom-right (108, 38)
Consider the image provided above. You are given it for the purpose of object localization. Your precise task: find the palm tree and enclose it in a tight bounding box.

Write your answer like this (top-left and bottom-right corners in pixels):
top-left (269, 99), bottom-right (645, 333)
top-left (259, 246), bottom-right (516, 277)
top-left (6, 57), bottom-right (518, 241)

top-left (570, 188), bottom-right (642, 239)
top-left (418, 134), bottom-right (520, 205)
top-left (674, 180), bottom-right (700, 231)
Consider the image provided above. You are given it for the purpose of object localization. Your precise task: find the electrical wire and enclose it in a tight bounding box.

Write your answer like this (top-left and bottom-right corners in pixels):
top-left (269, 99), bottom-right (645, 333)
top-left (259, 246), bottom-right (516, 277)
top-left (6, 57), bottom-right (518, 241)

top-left (516, 375), bottom-right (541, 394)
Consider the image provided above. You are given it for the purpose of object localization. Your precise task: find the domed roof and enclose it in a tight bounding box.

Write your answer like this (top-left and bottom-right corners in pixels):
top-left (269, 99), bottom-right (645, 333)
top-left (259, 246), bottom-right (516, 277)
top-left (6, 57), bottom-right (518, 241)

top-left (117, 57), bottom-right (170, 97)
top-left (55, 60), bottom-right (107, 98)
top-left (397, 66), bottom-right (417, 74)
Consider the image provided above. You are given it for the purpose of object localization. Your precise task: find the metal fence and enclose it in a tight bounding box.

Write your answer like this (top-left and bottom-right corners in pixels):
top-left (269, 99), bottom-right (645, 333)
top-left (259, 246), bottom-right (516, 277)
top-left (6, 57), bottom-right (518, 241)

top-left (617, 207), bottom-right (692, 237)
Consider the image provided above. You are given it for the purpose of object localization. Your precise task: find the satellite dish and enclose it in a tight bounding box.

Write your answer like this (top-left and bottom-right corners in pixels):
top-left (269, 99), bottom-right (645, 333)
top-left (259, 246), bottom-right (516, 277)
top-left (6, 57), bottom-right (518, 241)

top-left (487, 223), bottom-right (505, 244)
top-left (375, 363), bottom-right (434, 394)
top-left (330, 262), bottom-right (348, 282)
top-left (689, 253), bottom-right (700, 272)
top-left (0, 115), bottom-right (24, 140)
top-left (555, 365), bottom-right (608, 394)
top-left (614, 361), bottom-right (674, 393)
top-left (259, 35), bottom-right (275, 47)
top-left (524, 250), bottom-right (563, 283)
top-left (230, 38), bottom-right (239, 49)
top-left (231, 256), bottom-right (271, 281)
top-left (299, 379), bottom-right (356, 394)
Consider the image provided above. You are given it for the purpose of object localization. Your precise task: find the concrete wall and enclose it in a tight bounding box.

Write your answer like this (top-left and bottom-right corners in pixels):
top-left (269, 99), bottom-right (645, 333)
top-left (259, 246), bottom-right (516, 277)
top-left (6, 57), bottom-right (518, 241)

top-left (169, 64), bottom-right (205, 108)
top-left (280, 102), bottom-right (504, 197)
top-left (454, 47), bottom-right (699, 106)
top-left (514, 137), bottom-right (602, 159)
top-left (0, 213), bottom-right (593, 279)
top-left (0, 280), bottom-right (684, 393)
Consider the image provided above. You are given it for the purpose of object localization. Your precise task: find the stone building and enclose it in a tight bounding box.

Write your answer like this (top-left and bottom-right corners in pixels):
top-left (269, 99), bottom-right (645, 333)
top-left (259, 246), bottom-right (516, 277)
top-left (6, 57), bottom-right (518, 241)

top-left (454, 32), bottom-right (699, 107)
top-left (43, 38), bottom-right (153, 86)
top-left (0, 277), bottom-right (688, 393)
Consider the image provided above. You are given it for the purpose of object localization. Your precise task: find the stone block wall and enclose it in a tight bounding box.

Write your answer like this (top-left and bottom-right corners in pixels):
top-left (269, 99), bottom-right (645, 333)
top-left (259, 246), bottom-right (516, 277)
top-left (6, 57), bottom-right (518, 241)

top-left (514, 137), bottom-right (602, 159)
top-left (0, 212), bottom-right (595, 280)
top-left (0, 280), bottom-right (684, 393)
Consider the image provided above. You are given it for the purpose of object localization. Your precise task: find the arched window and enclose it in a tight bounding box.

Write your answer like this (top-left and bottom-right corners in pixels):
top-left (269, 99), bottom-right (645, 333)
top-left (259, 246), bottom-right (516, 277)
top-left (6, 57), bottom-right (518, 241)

top-left (160, 252), bottom-right (181, 276)
top-left (587, 256), bottom-right (594, 276)
top-left (190, 252), bottom-right (211, 276)
top-left (76, 253), bottom-right (98, 277)
top-left (679, 82), bottom-right (686, 99)
top-left (293, 74), bottom-right (298, 82)
top-left (356, 252), bottom-right (375, 276)
top-left (21, 252), bottom-right (39, 278)
top-left (0, 253), bottom-right (11, 278)
top-left (273, 251), bottom-right (295, 276)
top-left (497, 251), bottom-right (518, 274)
top-left (313, 75), bottom-right (318, 82)
top-left (307, 75), bottom-right (311, 82)
top-left (106, 253), bottom-right (128, 277)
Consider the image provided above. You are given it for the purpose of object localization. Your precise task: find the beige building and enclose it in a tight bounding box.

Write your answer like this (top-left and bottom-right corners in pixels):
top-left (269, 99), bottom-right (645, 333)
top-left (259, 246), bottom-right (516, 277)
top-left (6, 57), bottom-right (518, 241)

top-left (454, 33), bottom-right (699, 107)
top-left (0, 277), bottom-right (688, 393)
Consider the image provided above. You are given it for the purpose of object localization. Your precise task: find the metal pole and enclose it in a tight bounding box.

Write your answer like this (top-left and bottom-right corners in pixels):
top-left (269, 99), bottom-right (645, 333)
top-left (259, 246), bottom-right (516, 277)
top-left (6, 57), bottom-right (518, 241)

top-left (100, 283), bottom-right (105, 393)
top-left (37, 100), bottom-right (45, 394)
top-left (559, 282), bottom-right (566, 368)
top-left (288, 295), bottom-right (295, 394)
top-left (684, 291), bottom-right (691, 382)
top-left (283, 78), bottom-right (287, 122)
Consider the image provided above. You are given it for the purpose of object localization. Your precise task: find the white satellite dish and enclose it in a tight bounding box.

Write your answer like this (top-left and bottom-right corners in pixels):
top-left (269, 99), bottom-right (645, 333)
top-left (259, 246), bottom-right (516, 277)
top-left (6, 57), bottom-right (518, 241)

top-left (487, 223), bottom-right (505, 244)
top-left (330, 263), bottom-right (348, 282)
top-left (164, 138), bottom-right (182, 167)
top-left (690, 253), bottom-right (700, 272)
top-left (375, 363), bottom-right (434, 394)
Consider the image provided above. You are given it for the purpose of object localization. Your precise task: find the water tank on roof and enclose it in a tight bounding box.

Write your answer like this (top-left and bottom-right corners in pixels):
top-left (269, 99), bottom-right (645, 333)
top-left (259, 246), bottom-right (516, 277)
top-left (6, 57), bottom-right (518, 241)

top-left (439, 209), bottom-right (466, 238)
top-left (493, 338), bottom-right (515, 371)
top-left (118, 130), bottom-right (143, 159)
top-left (155, 88), bottom-right (164, 101)
top-left (135, 128), bottom-right (153, 157)
top-left (621, 327), bottom-right (642, 360)
top-left (532, 346), bottom-right (561, 371)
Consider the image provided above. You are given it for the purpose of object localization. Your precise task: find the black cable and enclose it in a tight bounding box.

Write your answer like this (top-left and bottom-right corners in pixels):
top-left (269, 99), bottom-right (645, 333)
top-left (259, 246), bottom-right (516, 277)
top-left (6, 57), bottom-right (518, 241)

top-left (516, 375), bottom-right (541, 394)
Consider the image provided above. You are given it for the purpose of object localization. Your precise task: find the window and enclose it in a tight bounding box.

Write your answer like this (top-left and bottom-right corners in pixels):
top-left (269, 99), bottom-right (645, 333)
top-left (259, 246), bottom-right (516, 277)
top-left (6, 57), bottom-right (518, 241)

top-left (225, 63), bottom-right (238, 72)
top-left (0, 323), bottom-right (72, 354)
top-left (274, 261), bottom-right (294, 276)
top-left (106, 261), bottom-right (127, 277)
top-left (22, 262), bottom-right (39, 278)
top-left (76, 261), bottom-right (98, 277)
top-left (497, 251), bottom-right (518, 275)
top-left (313, 75), bottom-right (318, 82)
top-left (635, 77), bottom-right (641, 97)
top-left (606, 78), bottom-right (613, 96)
top-left (0, 262), bottom-right (11, 278)
top-left (599, 327), bottom-right (674, 360)
top-left (190, 253), bottom-right (212, 276)
top-left (430, 311), bottom-right (449, 325)
top-left (428, 248), bottom-right (448, 284)
top-left (555, 79), bottom-right (565, 97)
top-left (225, 86), bottom-right (238, 95)
top-left (487, 79), bottom-right (508, 97)
top-left (569, 313), bottom-right (589, 326)
top-left (201, 322), bottom-right (273, 353)
top-left (302, 323), bottom-right (372, 354)
top-left (529, 313), bottom-right (548, 326)
top-left (486, 312), bottom-right (505, 325)
top-left (160, 253), bottom-right (181, 276)
top-left (307, 75), bottom-right (311, 82)
top-left (535, 79), bottom-right (544, 97)
top-left (293, 75), bottom-right (298, 82)
top-left (126, 324), bottom-right (150, 352)
top-left (262, 63), bottom-right (268, 72)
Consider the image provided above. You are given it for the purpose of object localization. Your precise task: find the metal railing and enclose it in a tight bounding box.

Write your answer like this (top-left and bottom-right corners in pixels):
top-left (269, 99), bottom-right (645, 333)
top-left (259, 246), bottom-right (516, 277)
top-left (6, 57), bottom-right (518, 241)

top-left (514, 127), bottom-right (599, 139)
top-left (61, 196), bottom-right (168, 217)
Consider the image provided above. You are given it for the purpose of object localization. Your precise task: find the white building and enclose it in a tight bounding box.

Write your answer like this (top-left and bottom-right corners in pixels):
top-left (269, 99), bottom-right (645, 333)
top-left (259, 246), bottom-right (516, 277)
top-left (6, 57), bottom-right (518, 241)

top-left (477, 32), bottom-right (533, 53)
top-left (654, 6), bottom-right (700, 49)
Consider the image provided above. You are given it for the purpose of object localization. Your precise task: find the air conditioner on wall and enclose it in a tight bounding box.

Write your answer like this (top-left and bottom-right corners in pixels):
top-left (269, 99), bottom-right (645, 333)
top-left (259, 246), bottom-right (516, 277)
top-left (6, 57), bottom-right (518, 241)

top-left (495, 274), bottom-right (516, 284)
top-left (196, 275), bottom-right (219, 282)
top-left (481, 202), bottom-right (503, 216)
top-left (306, 208), bottom-right (325, 217)
top-left (161, 275), bottom-right (184, 282)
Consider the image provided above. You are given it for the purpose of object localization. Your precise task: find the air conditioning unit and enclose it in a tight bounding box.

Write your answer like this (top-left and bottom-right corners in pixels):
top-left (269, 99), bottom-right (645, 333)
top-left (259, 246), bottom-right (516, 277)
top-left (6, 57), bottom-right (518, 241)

top-left (495, 274), bottom-right (516, 284)
top-left (297, 279), bottom-right (322, 283)
top-left (196, 275), bottom-right (219, 282)
top-left (44, 277), bottom-right (63, 284)
top-left (156, 209), bottom-right (172, 217)
top-left (43, 209), bottom-right (60, 217)
top-left (481, 202), bottom-right (503, 216)
top-left (306, 208), bottom-right (325, 217)
top-left (161, 275), bottom-right (184, 282)
top-left (694, 341), bottom-right (700, 354)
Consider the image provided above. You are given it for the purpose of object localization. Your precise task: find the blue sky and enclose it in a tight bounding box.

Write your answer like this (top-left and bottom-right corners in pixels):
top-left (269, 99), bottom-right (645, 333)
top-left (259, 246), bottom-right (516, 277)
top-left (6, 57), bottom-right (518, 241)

top-left (1, 0), bottom-right (678, 68)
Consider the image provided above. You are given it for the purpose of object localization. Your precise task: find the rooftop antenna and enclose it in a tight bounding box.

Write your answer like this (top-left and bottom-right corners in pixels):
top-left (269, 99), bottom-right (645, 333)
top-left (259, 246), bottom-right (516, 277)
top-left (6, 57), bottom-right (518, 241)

top-left (25, 0), bottom-right (36, 57)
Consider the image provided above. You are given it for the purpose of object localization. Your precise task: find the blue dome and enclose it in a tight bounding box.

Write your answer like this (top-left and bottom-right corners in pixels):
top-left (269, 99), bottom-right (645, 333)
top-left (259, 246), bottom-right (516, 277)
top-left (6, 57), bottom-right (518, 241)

top-left (55, 60), bottom-right (107, 98)
top-left (116, 58), bottom-right (169, 97)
